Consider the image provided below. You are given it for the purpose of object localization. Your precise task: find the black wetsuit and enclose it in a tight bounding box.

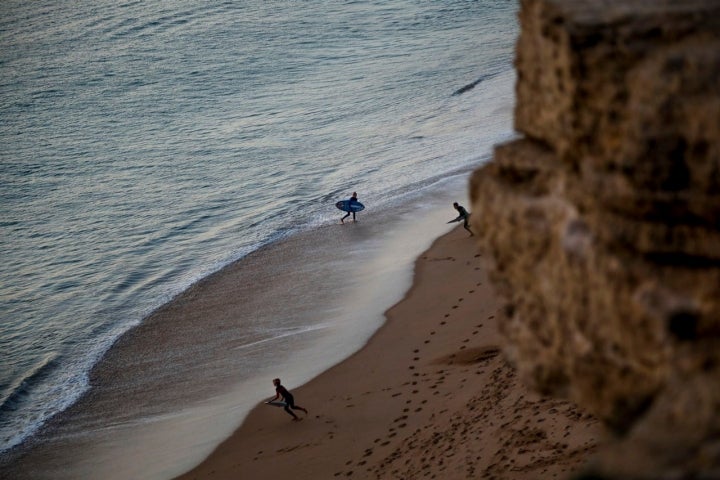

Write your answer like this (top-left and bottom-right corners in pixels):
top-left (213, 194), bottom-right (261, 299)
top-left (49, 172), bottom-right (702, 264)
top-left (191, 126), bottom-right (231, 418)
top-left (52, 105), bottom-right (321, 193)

top-left (453, 205), bottom-right (473, 235)
top-left (276, 385), bottom-right (300, 417)
top-left (454, 206), bottom-right (470, 227)
top-left (277, 385), bottom-right (294, 404)
top-left (342, 196), bottom-right (359, 221)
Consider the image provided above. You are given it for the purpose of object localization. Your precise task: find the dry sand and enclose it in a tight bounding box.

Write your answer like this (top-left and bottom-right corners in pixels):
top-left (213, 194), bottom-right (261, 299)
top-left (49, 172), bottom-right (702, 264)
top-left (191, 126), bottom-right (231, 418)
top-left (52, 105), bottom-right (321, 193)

top-left (177, 226), bottom-right (602, 480)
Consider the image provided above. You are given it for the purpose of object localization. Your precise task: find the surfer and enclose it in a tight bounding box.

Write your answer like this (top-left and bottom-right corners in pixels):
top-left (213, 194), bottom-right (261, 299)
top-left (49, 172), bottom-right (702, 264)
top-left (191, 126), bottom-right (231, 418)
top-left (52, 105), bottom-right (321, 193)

top-left (448, 202), bottom-right (474, 236)
top-left (267, 378), bottom-right (308, 421)
top-left (341, 191), bottom-right (360, 223)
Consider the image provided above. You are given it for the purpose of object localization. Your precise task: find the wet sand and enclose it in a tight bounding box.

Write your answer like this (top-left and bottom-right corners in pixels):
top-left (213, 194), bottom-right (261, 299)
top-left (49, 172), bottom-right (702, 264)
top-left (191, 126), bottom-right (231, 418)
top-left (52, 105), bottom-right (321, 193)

top-left (1, 178), bottom-right (479, 480)
top-left (177, 226), bottom-right (603, 480)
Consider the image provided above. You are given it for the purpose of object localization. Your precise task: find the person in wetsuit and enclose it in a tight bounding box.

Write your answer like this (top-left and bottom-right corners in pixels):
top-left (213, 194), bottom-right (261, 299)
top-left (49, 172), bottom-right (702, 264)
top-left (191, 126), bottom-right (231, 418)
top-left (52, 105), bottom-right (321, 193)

top-left (267, 378), bottom-right (308, 420)
top-left (341, 191), bottom-right (359, 223)
top-left (448, 202), bottom-right (474, 236)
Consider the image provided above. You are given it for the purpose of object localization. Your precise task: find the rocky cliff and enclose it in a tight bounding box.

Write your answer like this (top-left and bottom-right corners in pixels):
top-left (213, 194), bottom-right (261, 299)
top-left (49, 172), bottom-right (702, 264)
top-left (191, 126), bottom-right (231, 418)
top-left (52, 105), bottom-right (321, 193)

top-left (470, 0), bottom-right (720, 478)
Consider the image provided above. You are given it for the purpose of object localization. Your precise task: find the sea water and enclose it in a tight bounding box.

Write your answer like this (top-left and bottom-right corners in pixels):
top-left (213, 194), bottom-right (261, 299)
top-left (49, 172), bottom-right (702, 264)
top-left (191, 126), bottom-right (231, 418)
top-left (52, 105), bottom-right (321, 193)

top-left (0, 1), bottom-right (518, 478)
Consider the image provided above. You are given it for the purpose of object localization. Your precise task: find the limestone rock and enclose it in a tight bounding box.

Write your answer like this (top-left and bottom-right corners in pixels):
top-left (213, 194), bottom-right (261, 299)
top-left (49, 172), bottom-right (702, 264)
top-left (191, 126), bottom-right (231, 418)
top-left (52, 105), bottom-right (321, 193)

top-left (471, 0), bottom-right (720, 477)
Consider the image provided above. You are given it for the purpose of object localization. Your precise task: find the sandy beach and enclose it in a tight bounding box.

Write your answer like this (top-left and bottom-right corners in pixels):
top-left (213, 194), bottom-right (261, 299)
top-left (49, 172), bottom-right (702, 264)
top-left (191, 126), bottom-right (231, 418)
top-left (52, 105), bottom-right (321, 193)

top-left (177, 226), bottom-right (602, 480)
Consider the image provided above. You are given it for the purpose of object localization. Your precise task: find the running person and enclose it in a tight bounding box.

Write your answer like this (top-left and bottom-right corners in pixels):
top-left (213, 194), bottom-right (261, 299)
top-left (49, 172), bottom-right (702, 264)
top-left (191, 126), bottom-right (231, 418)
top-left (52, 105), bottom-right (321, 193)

top-left (267, 378), bottom-right (308, 420)
top-left (448, 202), bottom-right (474, 236)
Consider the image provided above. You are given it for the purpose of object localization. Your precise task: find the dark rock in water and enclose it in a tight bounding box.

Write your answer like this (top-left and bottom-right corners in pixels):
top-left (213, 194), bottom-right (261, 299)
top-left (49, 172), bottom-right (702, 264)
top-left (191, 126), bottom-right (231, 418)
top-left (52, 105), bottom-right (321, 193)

top-left (452, 78), bottom-right (483, 96)
top-left (451, 72), bottom-right (496, 96)
top-left (470, 0), bottom-right (720, 478)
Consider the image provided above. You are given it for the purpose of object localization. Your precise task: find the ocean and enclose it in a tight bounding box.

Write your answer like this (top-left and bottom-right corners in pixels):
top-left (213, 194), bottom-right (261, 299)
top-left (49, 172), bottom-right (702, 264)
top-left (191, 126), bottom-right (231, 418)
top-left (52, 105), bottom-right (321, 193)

top-left (0, 1), bottom-right (517, 478)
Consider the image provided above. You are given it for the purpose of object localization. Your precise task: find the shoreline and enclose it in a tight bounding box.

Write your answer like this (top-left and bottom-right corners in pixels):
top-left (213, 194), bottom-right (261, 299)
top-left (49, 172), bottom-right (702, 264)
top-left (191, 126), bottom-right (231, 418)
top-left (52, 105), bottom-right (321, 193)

top-left (1, 179), bottom-right (475, 480)
top-left (177, 226), bottom-right (603, 480)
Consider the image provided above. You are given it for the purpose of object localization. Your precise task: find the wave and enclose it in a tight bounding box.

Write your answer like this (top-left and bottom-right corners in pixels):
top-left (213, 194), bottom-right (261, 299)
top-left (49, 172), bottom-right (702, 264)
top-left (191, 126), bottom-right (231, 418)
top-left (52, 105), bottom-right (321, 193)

top-left (451, 69), bottom-right (506, 96)
top-left (0, 354), bottom-right (60, 415)
top-left (0, 354), bottom-right (68, 452)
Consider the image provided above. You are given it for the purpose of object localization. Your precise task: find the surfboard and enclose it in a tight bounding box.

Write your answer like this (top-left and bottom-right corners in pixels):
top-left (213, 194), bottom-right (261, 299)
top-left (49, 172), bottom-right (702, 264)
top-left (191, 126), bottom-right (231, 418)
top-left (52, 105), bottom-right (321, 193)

top-left (336, 200), bottom-right (365, 213)
top-left (265, 401), bottom-right (287, 407)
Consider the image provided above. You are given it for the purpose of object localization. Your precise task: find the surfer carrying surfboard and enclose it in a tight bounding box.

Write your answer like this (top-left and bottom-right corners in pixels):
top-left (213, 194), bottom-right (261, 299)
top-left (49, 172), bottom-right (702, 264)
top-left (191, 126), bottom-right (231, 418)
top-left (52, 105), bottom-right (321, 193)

top-left (448, 202), bottom-right (474, 236)
top-left (340, 191), bottom-right (360, 223)
top-left (266, 378), bottom-right (308, 421)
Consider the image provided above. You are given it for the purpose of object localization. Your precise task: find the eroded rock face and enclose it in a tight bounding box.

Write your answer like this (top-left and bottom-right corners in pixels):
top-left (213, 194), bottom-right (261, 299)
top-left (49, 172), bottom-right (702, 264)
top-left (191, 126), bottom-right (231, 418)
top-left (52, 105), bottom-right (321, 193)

top-left (471, 0), bottom-right (720, 477)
